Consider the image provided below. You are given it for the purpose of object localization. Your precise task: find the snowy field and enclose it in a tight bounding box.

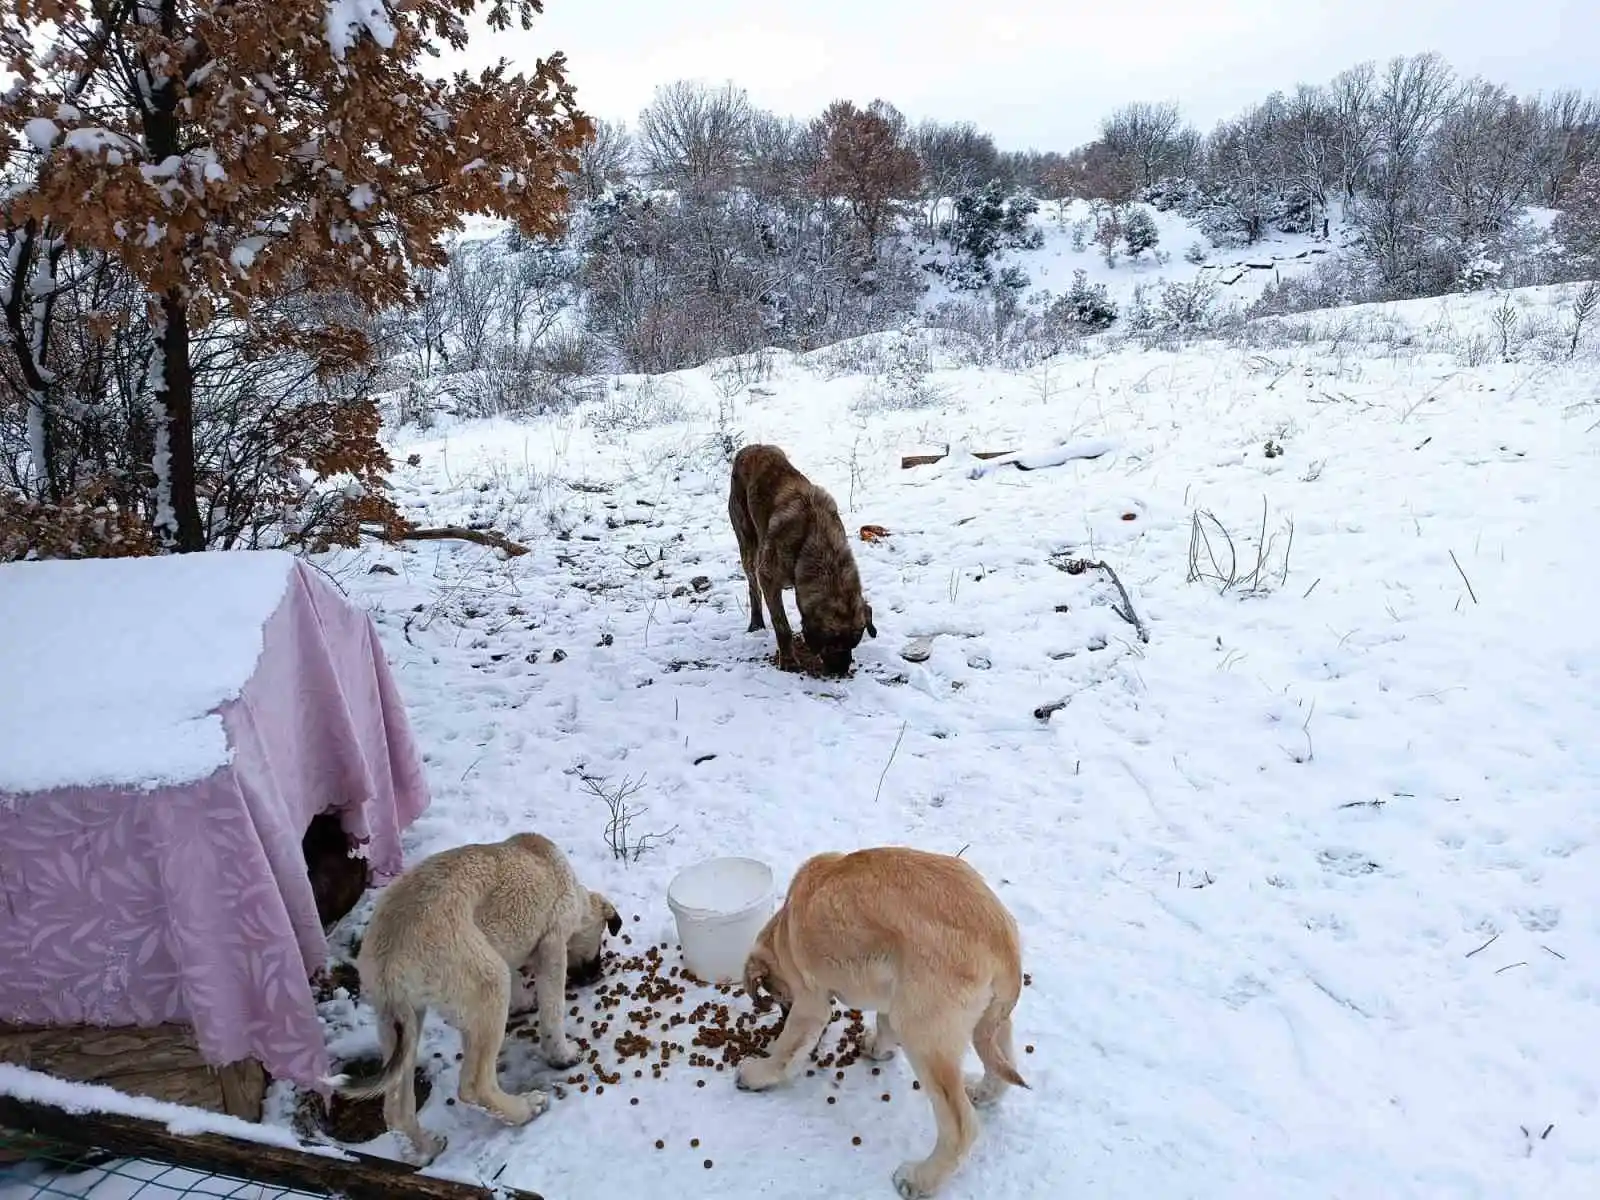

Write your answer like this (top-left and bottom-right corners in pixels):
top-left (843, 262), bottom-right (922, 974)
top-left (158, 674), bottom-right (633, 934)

top-left (7, 283), bottom-right (1600, 1199)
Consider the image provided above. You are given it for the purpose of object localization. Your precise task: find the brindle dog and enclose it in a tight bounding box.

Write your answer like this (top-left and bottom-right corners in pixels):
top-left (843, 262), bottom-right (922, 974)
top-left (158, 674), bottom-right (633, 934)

top-left (729, 443), bottom-right (876, 675)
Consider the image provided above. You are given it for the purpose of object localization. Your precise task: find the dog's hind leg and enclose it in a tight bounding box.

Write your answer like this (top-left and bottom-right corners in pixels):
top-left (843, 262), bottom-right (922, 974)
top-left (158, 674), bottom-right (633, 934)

top-left (531, 932), bottom-right (580, 1069)
top-left (893, 1020), bottom-right (982, 1199)
top-left (452, 951), bottom-right (548, 1126)
top-left (729, 490), bottom-right (764, 632)
top-left (379, 1007), bottom-right (443, 1165)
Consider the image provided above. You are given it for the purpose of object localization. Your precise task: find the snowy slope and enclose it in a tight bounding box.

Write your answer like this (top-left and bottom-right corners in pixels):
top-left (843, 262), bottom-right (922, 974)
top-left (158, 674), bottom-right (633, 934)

top-left (6, 284), bottom-right (1600, 1200)
top-left (919, 197), bottom-right (1335, 316)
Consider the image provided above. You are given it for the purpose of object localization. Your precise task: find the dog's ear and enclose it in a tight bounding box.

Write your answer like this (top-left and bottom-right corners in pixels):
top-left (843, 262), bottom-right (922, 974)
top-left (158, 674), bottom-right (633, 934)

top-left (596, 893), bottom-right (622, 936)
top-left (864, 604), bottom-right (877, 639)
top-left (742, 945), bottom-right (774, 1005)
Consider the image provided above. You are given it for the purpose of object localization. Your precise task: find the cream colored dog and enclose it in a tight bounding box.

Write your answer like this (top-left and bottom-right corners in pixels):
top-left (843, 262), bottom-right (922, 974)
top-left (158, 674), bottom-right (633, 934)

top-left (736, 847), bottom-right (1027, 1198)
top-left (325, 832), bottom-right (620, 1163)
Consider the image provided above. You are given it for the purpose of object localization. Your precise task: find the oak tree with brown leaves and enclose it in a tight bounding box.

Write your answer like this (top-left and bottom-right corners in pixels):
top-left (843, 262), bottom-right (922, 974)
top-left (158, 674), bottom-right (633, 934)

top-left (811, 100), bottom-right (921, 254)
top-left (2, 0), bottom-right (589, 552)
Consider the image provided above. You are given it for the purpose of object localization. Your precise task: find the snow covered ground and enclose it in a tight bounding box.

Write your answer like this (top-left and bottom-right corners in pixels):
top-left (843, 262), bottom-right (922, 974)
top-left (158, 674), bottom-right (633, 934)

top-left (7, 283), bottom-right (1600, 1199)
top-left (918, 197), bottom-right (1335, 315)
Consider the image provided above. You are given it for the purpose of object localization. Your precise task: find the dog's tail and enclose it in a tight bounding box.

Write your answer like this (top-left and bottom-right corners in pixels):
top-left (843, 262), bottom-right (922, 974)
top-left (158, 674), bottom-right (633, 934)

top-left (321, 1005), bottom-right (419, 1101)
top-left (974, 958), bottom-right (1030, 1091)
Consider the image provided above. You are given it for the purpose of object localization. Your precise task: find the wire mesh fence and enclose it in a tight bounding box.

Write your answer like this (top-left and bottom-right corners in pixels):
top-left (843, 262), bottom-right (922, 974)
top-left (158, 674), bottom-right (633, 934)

top-left (0, 1135), bottom-right (322, 1200)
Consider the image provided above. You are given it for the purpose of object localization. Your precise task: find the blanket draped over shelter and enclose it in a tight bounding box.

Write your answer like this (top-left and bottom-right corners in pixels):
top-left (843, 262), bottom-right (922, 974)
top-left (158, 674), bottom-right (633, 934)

top-left (0, 551), bottom-right (430, 1087)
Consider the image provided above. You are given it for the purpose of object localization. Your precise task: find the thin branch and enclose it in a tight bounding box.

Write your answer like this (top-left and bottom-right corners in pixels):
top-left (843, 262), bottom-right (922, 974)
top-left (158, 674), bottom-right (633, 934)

top-left (1448, 549), bottom-right (1478, 605)
top-left (1060, 557), bottom-right (1150, 642)
top-left (873, 721), bottom-right (908, 803)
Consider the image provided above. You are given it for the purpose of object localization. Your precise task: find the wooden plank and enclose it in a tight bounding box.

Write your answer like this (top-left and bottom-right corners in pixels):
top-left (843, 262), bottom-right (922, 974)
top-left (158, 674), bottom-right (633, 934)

top-left (900, 449), bottom-right (1014, 469)
top-left (217, 1060), bottom-right (266, 1121)
top-left (0, 1023), bottom-right (263, 1119)
top-left (0, 1091), bottom-right (545, 1200)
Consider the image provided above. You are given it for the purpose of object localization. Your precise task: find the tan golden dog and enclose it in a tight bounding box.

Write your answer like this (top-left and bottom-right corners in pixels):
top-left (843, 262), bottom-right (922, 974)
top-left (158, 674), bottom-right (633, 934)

top-left (728, 443), bottom-right (876, 675)
top-left (325, 833), bottom-right (620, 1163)
top-left (737, 847), bottom-right (1027, 1198)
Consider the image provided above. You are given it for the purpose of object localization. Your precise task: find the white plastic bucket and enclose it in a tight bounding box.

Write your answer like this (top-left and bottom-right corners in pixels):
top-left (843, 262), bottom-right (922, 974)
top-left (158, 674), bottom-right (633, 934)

top-left (667, 856), bottom-right (775, 984)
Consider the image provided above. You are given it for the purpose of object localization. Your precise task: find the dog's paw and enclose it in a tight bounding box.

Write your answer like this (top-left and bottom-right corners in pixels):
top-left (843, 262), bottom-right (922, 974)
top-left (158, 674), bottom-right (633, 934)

top-left (735, 1059), bottom-right (779, 1092)
top-left (503, 1089), bottom-right (551, 1126)
top-left (399, 1131), bottom-right (446, 1166)
top-left (747, 617), bottom-right (765, 633)
top-left (864, 1034), bottom-right (898, 1062)
top-left (541, 1040), bottom-right (580, 1071)
top-left (964, 1073), bottom-right (1005, 1108)
top-left (892, 1161), bottom-right (939, 1199)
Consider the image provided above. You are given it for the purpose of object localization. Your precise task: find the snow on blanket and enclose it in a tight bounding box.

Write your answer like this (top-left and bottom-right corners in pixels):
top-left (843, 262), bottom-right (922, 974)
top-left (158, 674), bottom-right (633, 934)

top-left (0, 550), bottom-right (294, 795)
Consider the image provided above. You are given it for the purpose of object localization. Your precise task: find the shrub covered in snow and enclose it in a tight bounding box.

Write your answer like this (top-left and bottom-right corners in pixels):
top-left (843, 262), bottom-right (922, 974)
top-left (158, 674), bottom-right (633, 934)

top-left (938, 183), bottom-right (1045, 292)
top-left (1048, 269), bottom-right (1119, 331)
top-left (1123, 207), bottom-right (1160, 259)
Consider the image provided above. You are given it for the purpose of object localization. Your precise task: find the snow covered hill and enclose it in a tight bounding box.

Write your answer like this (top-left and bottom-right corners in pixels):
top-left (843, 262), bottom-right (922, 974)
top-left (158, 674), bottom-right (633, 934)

top-left (919, 197), bottom-right (1337, 317)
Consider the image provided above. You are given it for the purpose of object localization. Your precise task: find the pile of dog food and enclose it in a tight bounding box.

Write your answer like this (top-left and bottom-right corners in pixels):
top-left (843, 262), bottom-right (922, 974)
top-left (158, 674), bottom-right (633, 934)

top-left (521, 924), bottom-right (880, 1100)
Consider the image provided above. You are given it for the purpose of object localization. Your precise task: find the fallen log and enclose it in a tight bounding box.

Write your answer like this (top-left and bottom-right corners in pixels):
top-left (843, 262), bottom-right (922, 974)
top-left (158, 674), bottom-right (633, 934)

top-left (900, 449), bottom-right (1015, 469)
top-left (0, 1091), bottom-right (544, 1200)
top-left (967, 438), bottom-right (1116, 477)
top-left (367, 524), bottom-right (530, 557)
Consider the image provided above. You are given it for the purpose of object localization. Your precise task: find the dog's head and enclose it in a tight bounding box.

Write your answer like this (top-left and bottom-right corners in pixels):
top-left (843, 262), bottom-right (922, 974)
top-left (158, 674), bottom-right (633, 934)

top-left (801, 601), bottom-right (876, 677)
top-left (565, 890), bottom-right (623, 987)
top-left (741, 932), bottom-right (793, 1018)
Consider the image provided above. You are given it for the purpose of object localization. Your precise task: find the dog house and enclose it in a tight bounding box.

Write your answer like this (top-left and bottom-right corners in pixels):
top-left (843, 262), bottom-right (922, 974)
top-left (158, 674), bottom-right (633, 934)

top-left (0, 550), bottom-right (429, 1121)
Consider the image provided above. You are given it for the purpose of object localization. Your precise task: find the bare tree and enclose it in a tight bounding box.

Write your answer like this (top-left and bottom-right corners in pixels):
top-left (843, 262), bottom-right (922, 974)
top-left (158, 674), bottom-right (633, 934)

top-left (1552, 161), bottom-right (1600, 269)
top-left (1431, 80), bottom-right (1542, 246)
top-left (1282, 84), bottom-right (1338, 229)
top-left (914, 120), bottom-right (1001, 235)
top-left (570, 118), bottom-right (635, 202)
top-left (403, 267), bottom-right (453, 378)
top-left (1100, 101), bottom-right (1187, 188)
top-left (445, 244), bottom-right (507, 372)
top-left (636, 80), bottom-right (752, 194)
top-left (1375, 52), bottom-right (1458, 178)
top-left (1532, 89), bottom-right (1600, 206)
top-left (1204, 115), bottom-right (1279, 244)
top-left (1354, 53), bottom-right (1459, 293)
top-left (1328, 61), bottom-right (1381, 206)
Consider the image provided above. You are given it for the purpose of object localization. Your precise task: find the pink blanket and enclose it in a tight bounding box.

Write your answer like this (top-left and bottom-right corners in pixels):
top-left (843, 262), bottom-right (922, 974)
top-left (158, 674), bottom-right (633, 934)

top-left (0, 559), bottom-right (429, 1088)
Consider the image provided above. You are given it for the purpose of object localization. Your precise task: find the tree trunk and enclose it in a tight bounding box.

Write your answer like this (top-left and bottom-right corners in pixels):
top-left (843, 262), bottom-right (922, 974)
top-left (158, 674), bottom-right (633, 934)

top-left (156, 290), bottom-right (206, 551)
top-left (143, 0), bottom-right (206, 552)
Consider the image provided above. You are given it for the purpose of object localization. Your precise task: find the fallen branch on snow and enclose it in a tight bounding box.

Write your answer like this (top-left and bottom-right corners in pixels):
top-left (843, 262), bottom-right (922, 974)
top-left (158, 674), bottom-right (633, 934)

top-left (901, 448), bottom-right (1015, 469)
top-left (1057, 557), bottom-right (1150, 643)
top-left (1034, 698), bottom-right (1070, 722)
top-left (367, 524), bottom-right (530, 557)
top-left (966, 437), bottom-right (1118, 479)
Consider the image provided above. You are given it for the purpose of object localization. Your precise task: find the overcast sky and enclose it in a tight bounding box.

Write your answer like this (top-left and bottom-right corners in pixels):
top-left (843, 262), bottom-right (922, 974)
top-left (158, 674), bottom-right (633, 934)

top-left (447, 0), bottom-right (1597, 150)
